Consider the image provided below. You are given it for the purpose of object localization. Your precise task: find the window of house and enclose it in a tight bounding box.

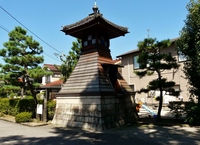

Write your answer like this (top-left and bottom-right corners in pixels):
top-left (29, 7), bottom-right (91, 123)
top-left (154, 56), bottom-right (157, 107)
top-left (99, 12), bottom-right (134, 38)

top-left (45, 76), bottom-right (50, 83)
top-left (133, 56), bottom-right (140, 69)
top-left (178, 51), bottom-right (187, 62)
top-left (174, 85), bottom-right (180, 92)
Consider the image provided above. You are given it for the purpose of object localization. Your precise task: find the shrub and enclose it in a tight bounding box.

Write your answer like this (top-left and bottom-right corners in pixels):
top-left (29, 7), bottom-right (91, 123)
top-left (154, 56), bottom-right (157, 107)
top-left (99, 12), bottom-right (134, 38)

top-left (47, 100), bottom-right (56, 120)
top-left (185, 102), bottom-right (200, 125)
top-left (15, 112), bottom-right (32, 123)
top-left (168, 101), bottom-right (185, 119)
top-left (17, 98), bottom-right (43, 118)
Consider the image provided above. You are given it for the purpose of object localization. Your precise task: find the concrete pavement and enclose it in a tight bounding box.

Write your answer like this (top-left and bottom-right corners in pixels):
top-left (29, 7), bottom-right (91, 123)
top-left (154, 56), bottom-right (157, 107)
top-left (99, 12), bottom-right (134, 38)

top-left (1, 120), bottom-right (200, 145)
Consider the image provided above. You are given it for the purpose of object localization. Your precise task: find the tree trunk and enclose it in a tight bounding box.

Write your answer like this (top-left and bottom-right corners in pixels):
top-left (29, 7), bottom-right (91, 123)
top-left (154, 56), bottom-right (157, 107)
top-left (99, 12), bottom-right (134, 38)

top-left (26, 77), bottom-right (38, 118)
top-left (157, 91), bottom-right (163, 121)
top-left (21, 87), bottom-right (24, 98)
top-left (21, 76), bottom-right (25, 98)
top-left (27, 80), bottom-right (38, 105)
top-left (156, 71), bottom-right (163, 121)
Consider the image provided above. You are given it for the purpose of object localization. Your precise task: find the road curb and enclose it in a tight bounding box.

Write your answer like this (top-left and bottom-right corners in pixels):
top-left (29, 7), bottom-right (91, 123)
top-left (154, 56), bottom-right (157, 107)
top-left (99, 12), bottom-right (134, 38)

top-left (0, 117), bottom-right (48, 127)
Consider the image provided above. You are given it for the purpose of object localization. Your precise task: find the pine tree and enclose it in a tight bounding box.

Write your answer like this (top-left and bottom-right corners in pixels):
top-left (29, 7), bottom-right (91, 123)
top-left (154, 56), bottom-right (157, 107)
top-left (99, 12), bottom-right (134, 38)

top-left (176, 0), bottom-right (200, 106)
top-left (0, 26), bottom-right (52, 105)
top-left (135, 38), bottom-right (180, 120)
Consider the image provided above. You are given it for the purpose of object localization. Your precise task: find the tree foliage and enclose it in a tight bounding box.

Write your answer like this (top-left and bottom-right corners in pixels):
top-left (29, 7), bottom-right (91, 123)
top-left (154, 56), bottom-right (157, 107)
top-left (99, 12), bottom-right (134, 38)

top-left (55, 38), bottom-right (81, 83)
top-left (0, 26), bottom-right (51, 105)
top-left (176, 0), bottom-right (200, 105)
top-left (135, 38), bottom-right (180, 120)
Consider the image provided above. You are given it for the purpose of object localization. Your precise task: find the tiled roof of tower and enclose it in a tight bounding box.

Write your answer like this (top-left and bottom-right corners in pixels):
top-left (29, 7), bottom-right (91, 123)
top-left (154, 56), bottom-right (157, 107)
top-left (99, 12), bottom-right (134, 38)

top-left (62, 12), bottom-right (129, 39)
top-left (57, 52), bottom-right (116, 96)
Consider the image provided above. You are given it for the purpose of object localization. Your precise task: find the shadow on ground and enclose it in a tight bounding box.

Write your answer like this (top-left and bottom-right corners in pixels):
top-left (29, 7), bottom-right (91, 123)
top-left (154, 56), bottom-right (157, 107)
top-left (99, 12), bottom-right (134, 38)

top-left (1, 120), bottom-right (200, 145)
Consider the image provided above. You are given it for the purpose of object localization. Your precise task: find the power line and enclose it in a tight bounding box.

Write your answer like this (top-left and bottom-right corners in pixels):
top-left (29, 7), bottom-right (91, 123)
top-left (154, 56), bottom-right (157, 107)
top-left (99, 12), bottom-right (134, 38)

top-left (0, 5), bottom-right (62, 54)
top-left (43, 52), bottom-right (61, 63)
top-left (0, 24), bottom-right (61, 63)
top-left (0, 25), bottom-right (9, 33)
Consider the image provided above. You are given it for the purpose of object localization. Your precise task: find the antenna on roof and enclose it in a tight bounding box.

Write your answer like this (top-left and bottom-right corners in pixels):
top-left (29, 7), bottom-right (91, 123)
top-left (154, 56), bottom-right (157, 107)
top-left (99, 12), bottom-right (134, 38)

top-left (147, 29), bottom-right (150, 38)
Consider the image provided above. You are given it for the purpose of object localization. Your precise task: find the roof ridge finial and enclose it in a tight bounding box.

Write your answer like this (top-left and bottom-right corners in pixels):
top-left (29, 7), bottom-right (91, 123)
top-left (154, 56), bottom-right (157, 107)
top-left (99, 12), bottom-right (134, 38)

top-left (93, 0), bottom-right (98, 13)
top-left (94, 0), bottom-right (97, 6)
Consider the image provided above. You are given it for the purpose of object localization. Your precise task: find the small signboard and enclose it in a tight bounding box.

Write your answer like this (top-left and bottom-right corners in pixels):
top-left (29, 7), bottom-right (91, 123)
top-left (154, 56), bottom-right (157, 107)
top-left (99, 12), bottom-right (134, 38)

top-left (37, 104), bottom-right (43, 114)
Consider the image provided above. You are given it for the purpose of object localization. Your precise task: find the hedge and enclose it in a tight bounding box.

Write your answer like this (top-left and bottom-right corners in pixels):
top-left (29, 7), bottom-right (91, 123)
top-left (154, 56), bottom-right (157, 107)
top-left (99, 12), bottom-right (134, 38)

top-left (0, 98), bottom-right (18, 116)
top-left (0, 98), bottom-right (43, 116)
top-left (0, 98), bottom-right (56, 120)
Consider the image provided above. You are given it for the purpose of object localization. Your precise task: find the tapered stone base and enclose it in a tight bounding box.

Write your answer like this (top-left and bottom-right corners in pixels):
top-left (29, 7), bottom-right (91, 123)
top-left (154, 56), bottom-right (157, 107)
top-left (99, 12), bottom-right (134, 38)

top-left (52, 95), bottom-right (138, 131)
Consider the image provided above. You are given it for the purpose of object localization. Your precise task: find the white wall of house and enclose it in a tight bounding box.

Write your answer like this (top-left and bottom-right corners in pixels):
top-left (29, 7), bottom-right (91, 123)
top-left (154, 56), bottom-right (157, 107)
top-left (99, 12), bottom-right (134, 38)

top-left (42, 74), bottom-right (60, 85)
top-left (119, 44), bottom-right (190, 104)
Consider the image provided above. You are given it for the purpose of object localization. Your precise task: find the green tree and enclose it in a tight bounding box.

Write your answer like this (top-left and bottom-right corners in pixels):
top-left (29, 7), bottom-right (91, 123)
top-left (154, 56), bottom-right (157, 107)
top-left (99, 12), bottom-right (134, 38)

top-left (176, 0), bottom-right (200, 106)
top-left (55, 39), bottom-right (81, 83)
top-left (135, 38), bottom-right (180, 120)
top-left (0, 26), bottom-right (51, 105)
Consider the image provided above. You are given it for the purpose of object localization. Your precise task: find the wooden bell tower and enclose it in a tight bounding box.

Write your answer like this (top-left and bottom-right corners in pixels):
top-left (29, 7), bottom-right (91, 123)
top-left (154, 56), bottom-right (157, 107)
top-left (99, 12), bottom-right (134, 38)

top-left (52, 2), bottom-right (138, 130)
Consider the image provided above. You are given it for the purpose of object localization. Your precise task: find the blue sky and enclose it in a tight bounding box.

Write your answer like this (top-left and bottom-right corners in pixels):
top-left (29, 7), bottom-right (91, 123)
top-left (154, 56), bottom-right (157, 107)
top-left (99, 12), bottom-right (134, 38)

top-left (0, 0), bottom-right (189, 65)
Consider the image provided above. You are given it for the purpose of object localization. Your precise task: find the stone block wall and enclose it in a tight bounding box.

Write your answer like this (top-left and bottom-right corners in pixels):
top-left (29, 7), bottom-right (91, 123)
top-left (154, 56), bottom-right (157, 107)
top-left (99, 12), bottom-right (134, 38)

top-left (52, 95), bottom-right (138, 131)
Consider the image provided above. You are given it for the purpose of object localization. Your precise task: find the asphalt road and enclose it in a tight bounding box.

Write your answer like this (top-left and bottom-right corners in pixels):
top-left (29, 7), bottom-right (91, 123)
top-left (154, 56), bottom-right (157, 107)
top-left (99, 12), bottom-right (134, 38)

top-left (0, 120), bottom-right (200, 145)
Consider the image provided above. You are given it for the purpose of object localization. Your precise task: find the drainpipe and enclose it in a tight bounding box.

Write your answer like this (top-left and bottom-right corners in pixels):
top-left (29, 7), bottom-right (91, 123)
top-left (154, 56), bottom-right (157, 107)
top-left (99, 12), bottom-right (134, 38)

top-left (127, 60), bottom-right (130, 84)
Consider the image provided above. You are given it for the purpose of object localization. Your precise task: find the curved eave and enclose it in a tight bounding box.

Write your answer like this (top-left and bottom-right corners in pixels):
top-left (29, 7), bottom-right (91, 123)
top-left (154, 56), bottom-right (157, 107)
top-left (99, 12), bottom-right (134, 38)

top-left (62, 14), bottom-right (129, 39)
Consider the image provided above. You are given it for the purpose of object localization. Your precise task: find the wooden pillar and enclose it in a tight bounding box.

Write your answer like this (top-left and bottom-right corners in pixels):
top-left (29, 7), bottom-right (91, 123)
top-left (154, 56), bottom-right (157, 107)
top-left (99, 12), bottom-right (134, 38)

top-left (42, 89), bottom-right (48, 122)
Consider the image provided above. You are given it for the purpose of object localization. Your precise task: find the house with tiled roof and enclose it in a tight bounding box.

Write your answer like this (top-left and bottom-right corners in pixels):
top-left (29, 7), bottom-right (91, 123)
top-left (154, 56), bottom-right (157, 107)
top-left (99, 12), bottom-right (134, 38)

top-left (42, 64), bottom-right (61, 86)
top-left (117, 38), bottom-right (189, 104)
top-left (39, 64), bottom-right (62, 100)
